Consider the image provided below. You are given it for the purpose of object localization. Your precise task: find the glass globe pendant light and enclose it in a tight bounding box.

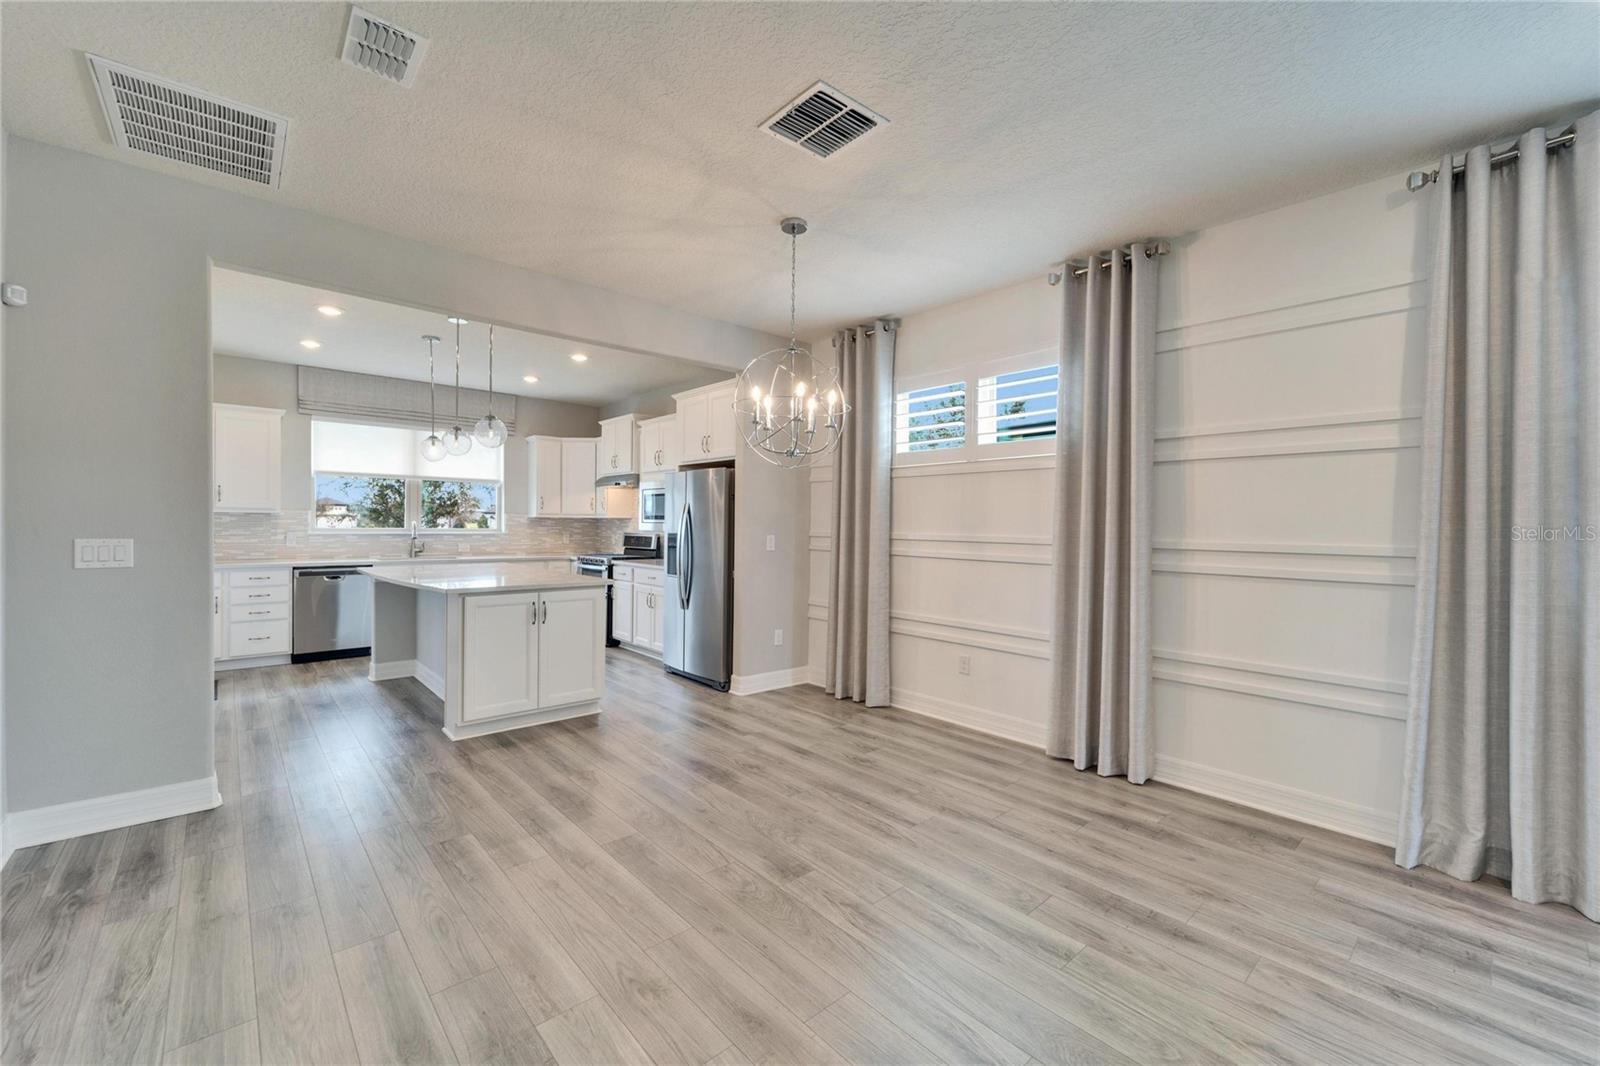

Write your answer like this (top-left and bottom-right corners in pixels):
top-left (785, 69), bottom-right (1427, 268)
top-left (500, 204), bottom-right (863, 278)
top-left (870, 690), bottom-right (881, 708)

top-left (443, 317), bottom-right (473, 456)
top-left (419, 334), bottom-right (448, 462)
top-left (734, 217), bottom-right (849, 468)
top-left (473, 324), bottom-right (508, 448)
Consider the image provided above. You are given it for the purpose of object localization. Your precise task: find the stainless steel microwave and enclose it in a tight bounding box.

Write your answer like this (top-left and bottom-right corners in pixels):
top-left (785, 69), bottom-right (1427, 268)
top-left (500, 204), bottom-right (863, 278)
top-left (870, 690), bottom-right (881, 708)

top-left (640, 485), bottom-right (667, 523)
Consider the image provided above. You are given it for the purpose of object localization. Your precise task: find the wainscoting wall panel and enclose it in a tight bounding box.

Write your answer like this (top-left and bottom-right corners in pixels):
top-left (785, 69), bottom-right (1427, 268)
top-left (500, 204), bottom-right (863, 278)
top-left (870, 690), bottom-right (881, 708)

top-left (808, 172), bottom-right (1427, 842)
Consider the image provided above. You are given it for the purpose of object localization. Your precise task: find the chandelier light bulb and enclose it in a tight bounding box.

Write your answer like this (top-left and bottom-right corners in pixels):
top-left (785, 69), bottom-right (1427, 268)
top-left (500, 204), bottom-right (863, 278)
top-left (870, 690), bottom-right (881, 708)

top-left (444, 425), bottom-right (473, 456)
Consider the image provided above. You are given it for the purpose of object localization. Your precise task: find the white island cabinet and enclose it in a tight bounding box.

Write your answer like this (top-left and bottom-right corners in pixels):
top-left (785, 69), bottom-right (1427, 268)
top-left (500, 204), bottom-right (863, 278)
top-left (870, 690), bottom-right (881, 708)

top-left (363, 562), bottom-right (608, 739)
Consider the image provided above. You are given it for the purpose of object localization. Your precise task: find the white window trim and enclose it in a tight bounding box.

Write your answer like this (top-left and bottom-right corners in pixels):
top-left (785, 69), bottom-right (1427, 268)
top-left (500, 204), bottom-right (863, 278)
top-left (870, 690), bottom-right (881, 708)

top-left (893, 369), bottom-right (972, 466)
top-left (975, 347), bottom-right (1060, 459)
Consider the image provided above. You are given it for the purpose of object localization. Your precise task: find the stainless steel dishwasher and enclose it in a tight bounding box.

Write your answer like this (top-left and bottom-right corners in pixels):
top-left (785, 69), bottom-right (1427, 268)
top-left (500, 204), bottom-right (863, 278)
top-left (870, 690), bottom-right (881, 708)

top-left (292, 566), bottom-right (373, 663)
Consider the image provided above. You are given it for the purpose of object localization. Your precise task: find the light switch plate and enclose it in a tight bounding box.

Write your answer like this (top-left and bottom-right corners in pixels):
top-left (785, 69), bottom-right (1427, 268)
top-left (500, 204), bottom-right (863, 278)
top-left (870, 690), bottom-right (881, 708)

top-left (74, 538), bottom-right (134, 569)
top-left (765, 534), bottom-right (776, 551)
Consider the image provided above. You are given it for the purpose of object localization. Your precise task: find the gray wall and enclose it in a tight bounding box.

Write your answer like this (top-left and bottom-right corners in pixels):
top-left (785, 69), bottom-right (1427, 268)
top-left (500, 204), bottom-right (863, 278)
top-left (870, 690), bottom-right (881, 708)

top-left (3, 136), bottom-right (785, 816)
top-left (213, 353), bottom-right (605, 515)
top-left (598, 373), bottom-right (727, 422)
top-left (732, 448), bottom-right (811, 679)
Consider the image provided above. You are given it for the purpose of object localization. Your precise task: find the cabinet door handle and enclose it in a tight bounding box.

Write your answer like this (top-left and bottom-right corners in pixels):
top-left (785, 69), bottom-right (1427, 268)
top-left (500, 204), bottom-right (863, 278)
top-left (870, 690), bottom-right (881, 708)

top-left (541, 601), bottom-right (549, 624)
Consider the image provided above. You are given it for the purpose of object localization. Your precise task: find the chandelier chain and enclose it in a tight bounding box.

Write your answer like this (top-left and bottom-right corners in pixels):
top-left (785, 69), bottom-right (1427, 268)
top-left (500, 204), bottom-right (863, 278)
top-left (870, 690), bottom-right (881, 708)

top-left (789, 229), bottom-right (797, 348)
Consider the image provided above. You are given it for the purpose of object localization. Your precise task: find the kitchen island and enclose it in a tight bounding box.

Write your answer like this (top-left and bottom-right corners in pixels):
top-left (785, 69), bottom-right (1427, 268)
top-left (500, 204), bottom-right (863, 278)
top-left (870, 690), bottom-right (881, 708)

top-left (363, 561), bottom-right (609, 739)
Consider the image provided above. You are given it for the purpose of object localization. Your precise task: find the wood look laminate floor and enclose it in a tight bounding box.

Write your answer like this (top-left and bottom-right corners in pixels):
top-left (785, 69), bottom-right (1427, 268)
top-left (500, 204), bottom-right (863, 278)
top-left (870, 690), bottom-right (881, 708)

top-left (4, 653), bottom-right (1597, 1066)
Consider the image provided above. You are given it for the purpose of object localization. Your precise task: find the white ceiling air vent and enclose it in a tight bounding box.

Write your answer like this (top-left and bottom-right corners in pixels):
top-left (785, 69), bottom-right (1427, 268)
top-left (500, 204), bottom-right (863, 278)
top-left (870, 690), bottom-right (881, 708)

top-left (762, 81), bottom-right (886, 158)
top-left (86, 55), bottom-right (289, 188)
top-left (341, 6), bottom-right (429, 87)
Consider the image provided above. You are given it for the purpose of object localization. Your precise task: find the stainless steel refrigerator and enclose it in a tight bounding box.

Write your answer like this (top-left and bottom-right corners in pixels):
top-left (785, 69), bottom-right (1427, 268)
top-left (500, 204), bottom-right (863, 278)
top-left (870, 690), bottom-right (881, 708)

top-left (663, 466), bottom-right (734, 690)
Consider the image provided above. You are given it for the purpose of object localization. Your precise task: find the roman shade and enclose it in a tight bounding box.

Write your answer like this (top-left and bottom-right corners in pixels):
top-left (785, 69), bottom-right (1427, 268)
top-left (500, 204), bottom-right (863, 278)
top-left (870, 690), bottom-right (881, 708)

top-left (297, 365), bottom-right (515, 436)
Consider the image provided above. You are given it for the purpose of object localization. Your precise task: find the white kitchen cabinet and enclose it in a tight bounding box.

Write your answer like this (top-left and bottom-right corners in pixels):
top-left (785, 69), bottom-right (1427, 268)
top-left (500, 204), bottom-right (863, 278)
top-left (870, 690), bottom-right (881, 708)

top-left (539, 587), bottom-right (605, 706)
top-left (218, 566), bottom-right (291, 660)
top-left (527, 436), bottom-right (565, 517)
top-left (458, 586), bottom-right (604, 723)
top-left (632, 584), bottom-right (657, 653)
top-left (560, 438), bottom-right (597, 516)
top-left (213, 404), bottom-right (283, 512)
top-left (673, 380), bottom-right (738, 462)
top-left (597, 414), bottom-right (637, 476)
top-left (638, 415), bottom-right (676, 473)
top-left (460, 592), bottom-right (540, 722)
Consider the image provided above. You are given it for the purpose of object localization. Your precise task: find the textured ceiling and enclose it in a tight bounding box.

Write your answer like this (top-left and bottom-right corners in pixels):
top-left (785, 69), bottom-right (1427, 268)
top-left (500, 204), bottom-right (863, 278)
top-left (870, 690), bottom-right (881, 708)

top-left (4, 2), bottom-right (1597, 335)
top-left (212, 268), bottom-right (724, 405)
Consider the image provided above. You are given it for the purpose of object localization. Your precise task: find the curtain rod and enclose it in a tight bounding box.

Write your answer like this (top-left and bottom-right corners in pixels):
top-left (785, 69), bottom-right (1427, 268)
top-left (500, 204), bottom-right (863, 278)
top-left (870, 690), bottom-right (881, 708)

top-left (1046, 240), bottom-right (1170, 286)
top-left (1406, 127), bottom-right (1575, 191)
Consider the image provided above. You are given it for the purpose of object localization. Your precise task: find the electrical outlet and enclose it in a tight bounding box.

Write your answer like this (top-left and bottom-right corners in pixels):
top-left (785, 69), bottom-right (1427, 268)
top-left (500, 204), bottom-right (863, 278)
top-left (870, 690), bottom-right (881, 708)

top-left (957, 654), bottom-right (971, 675)
top-left (773, 628), bottom-right (784, 647)
top-left (765, 534), bottom-right (776, 551)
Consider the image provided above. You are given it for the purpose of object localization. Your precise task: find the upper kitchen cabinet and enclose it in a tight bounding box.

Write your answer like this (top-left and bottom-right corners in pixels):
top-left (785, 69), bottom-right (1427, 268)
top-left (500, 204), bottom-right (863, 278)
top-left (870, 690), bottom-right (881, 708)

top-left (674, 379), bottom-right (737, 463)
top-left (527, 435), bottom-right (566, 517)
top-left (597, 414), bottom-right (637, 476)
top-left (213, 403), bottom-right (283, 512)
top-left (638, 414), bottom-right (677, 473)
top-left (561, 438), bottom-right (598, 515)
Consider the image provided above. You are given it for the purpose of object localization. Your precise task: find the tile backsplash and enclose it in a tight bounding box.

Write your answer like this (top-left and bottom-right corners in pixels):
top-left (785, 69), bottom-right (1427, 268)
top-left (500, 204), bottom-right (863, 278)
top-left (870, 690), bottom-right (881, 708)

top-left (215, 511), bottom-right (631, 563)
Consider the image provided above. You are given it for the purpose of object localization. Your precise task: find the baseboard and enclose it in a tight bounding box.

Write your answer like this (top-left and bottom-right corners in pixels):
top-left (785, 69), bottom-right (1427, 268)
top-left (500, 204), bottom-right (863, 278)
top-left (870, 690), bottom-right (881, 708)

top-left (369, 658), bottom-right (419, 683)
top-left (414, 661), bottom-right (445, 700)
top-left (889, 687), bottom-right (1048, 748)
top-left (1153, 754), bottom-right (1397, 845)
top-left (3, 775), bottom-right (221, 859)
top-left (214, 653), bottom-right (292, 672)
top-left (730, 666), bottom-right (812, 696)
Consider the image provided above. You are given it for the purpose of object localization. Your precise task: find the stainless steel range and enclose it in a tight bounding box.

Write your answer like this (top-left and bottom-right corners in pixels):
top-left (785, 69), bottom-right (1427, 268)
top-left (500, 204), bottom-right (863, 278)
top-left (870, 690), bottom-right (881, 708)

top-left (575, 531), bottom-right (662, 647)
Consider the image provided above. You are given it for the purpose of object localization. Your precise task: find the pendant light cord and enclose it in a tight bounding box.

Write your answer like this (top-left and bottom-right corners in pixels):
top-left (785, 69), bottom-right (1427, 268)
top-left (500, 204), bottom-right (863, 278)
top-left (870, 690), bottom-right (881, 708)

top-left (427, 336), bottom-right (438, 434)
top-left (487, 325), bottom-right (495, 418)
top-left (453, 320), bottom-right (462, 426)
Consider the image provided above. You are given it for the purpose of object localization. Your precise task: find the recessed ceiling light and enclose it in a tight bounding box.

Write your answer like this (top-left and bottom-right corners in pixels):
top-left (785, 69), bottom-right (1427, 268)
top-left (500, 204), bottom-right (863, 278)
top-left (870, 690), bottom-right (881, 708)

top-left (447, 316), bottom-right (468, 325)
top-left (570, 353), bottom-right (589, 363)
top-left (299, 339), bottom-right (322, 350)
top-left (316, 304), bottom-right (344, 317)
top-left (523, 374), bottom-right (539, 384)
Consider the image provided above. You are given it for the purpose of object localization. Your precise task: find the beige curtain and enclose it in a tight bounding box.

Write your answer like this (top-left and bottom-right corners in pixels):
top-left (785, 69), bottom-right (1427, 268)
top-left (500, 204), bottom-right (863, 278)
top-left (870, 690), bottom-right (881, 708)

top-left (1398, 111), bottom-right (1599, 921)
top-left (1046, 246), bottom-right (1157, 781)
top-left (826, 321), bottom-right (895, 705)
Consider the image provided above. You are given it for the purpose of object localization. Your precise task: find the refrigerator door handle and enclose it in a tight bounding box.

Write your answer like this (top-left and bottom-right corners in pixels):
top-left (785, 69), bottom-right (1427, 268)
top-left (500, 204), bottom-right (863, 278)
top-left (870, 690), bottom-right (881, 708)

top-left (679, 504), bottom-right (694, 610)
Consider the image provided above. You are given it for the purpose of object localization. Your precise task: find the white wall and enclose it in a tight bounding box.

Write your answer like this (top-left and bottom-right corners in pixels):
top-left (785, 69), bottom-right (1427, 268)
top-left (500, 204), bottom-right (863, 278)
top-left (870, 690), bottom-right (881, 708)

top-left (1, 136), bottom-right (782, 825)
top-left (809, 171), bottom-right (1428, 843)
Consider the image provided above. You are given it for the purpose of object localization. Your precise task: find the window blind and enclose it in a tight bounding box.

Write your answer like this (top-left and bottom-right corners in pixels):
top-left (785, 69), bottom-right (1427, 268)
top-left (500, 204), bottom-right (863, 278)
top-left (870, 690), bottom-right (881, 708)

top-left (311, 420), bottom-right (503, 481)
top-left (297, 365), bottom-right (515, 436)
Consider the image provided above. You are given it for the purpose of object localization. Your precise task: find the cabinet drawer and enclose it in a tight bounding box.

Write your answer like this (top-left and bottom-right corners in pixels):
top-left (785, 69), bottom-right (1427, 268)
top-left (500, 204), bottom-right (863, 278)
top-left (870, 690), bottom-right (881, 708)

top-left (612, 564), bottom-right (635, 583)
top-left (634, 567), bottom-right (664, 587)
top-left (228, 584), bottom-right (289, 607)
top-left (229, 601), bottom-right (288, 623)
top-left (229, 620), bottom-right (290, 656)
top-left (228, 568), bottom-right (289, 589)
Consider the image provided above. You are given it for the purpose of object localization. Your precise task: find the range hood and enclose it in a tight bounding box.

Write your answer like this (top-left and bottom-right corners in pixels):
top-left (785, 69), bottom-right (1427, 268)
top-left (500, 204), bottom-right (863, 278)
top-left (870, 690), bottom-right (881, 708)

top-left (596, 472), bottom-right (640, 489)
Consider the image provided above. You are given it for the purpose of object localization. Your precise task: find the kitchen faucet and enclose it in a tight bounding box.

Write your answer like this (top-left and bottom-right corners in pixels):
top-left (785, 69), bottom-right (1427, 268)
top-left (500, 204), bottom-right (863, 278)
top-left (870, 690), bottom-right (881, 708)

top-left (409, 521), bottom-right (425, 558)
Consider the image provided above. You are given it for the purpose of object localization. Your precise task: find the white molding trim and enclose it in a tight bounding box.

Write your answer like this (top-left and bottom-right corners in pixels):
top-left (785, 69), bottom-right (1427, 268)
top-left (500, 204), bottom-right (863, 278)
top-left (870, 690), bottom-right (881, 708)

top-left (214, 653), bottom-right (292, 672)
top-left (1151, 552), bottom-right (1416, 587)
top-left (892, 532), bottom-right (1052, 546)
top-left (4, 775), bottom-right (221, 856)
top-left (1155, 408), bottom-right (1423, 442)
top-left (1155, 279), bottom-right (1425, 353)
top-left (369, 658), bottom-right (419, 682)
top-left (1152, 659), bottom-right (1408, 721)
top-left (890, 687), bottom-right (1047, 748)
top-left (892, 545), bottom-right (1049, 567)
top-left (808, 604), bottom-right (1050, 659)
top-left (1153, 755), bottom-right (1397, 845)
top-left (1152, 648), bottom-right (1406, 695)
top-left (730, 666), bottom-right (812, 696)
top-left (1151, 539), bottom-right (1417, 559)
top-left (415, 661), bottom-right (446, 700)
top-left (1155, 422), bottom-right (1420, 463)
top-left (891, 455), bottom-right (1054, 479)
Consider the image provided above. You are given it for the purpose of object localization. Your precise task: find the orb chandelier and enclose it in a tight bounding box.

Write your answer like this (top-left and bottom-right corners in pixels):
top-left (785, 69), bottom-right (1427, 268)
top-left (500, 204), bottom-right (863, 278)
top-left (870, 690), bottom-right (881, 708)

top-left (734, 217), bottom-right (849, 468)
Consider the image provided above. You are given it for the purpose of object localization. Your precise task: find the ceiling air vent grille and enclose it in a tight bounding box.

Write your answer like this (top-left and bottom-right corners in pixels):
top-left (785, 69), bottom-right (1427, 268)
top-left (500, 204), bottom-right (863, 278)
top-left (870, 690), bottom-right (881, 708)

top-left (341, 6), bottom-right (429, 87)
top-left (762, 82), bottom-right (886, 159)
top-left (86, 54), bottom-right (289, 187)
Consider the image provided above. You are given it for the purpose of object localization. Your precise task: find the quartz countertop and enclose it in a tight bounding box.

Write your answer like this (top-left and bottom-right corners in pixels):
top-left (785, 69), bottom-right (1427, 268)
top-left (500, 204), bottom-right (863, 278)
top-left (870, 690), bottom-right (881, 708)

top-left (613, 558), bottom-right (664, 568)
top-left (362, 561), bottom-right (609, 594)
top-left (214, 553), bottom-right (578, 570)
